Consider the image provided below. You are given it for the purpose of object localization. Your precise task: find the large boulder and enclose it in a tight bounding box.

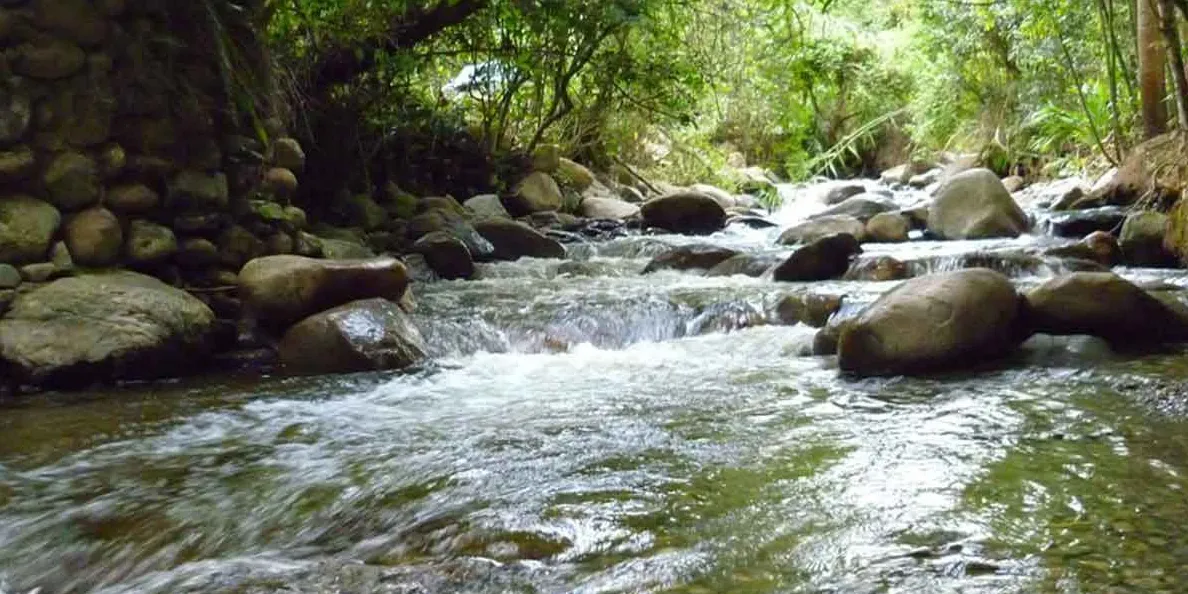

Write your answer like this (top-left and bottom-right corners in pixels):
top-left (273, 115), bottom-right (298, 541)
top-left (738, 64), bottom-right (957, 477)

top-left (42, 152), bottom-right (100, 210)
top-left (1119, 211), bottom-right (1174, 267)
top-left (928, 168), bottom-right (1029, 239)
top-left (1022, 272), bottom-right (1188, 346)
top-left (838, 269), bottom-right (1023, 376)
top-left (278, 298), bottom-right (427, 375)
top-left (412, 231), bottom-right (474, 280)
top-left (64, 206), bottom-right (122, 266)
top-left (0, 196), bottom-right (60, 264)
top-left (556, 158), bottom-right (596, 191)
top-left (581, 196), bottom-right (640, 220)
top-left (812, 194), bottom-right (895, 222)
top-left (405, 209), bottom-right (494, 262)
top-left (473, 218), bottom-right (566, 260)
top-left (690, 184), bottom-right (736, 209)
top-left (238, 255), bottom-right (410, 330)
top-left (642, 244), bottom-right (739, 274)
top-left (464, 194), bottom-right (510, 219)
top-left (0, 272), bottom-right (215, 387)
top-left (509, 172), bottom-right (563, 214)
top-left (865, 212), bottom-right (910, 243)
top-left (777, 215), bottom-right (866, 245)
top-left (640, 192), bottom-right (728, 235)
top-left (773, 233), bottom-right (862, 282)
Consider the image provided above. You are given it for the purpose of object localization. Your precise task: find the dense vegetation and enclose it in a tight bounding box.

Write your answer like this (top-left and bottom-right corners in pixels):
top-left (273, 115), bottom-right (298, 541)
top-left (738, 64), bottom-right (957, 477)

top-left (240, 0), bottom-right (1188, 198)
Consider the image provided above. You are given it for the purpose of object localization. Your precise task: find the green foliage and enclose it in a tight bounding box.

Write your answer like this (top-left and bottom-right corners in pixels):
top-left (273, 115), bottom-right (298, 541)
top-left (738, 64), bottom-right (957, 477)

top-left (261, 0), bottom-right (1157, 193)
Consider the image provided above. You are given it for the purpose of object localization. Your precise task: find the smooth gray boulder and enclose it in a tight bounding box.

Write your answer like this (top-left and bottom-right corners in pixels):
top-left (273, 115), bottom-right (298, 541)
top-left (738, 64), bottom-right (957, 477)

top-left (0, 272), bottom-right (215, 386)
top-left (838, 269), bottom-right (1022, 375)
top-left (278, 298), bottom-right (427, 375)
top-left (928, 168), bottom-right (1029, 239)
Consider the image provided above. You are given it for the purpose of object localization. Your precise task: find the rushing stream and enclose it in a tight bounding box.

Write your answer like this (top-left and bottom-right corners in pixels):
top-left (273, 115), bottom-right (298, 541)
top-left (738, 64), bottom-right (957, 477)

top-left (5, 180), bottom-right (1188, 593)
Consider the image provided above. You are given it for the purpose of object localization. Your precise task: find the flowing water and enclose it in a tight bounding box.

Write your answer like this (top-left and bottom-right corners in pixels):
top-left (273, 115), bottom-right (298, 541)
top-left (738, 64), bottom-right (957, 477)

top-left (4, 180), bottom-right (1188, 593)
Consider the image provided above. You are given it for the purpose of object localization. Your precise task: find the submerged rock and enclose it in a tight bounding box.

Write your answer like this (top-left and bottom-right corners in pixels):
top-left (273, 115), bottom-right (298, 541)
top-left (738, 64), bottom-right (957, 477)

top-left (642, 244), bottom-right (739, 274)
top-left (838, 269), bottom-right (1022, 376)
top-left (1043, 231), bottom-right (1121, 268)
top-left (640, 192), bottom-right (728, 235)
top-left (844, 256), bottom-right (908, 282)
top-left (705, 253), bottom-right (783, 277)
top-left (278, 298), bottom-right (427, 375)
top-left (238, 255), bottom-right (410, 331)
top-left (928, 168), bottom-right (1029, 239)
top-left (773, 233), bottom-right (862, 282)
top-left (823, 183), bottom-right (866, 205)
top-left (812, 194), bottom-right (895, 222)
top-left (1046, 207), bottom-right (1126, 238)
top-left (1022, 272), bottom-right (1188, 346)
top-left (776, 293), bottom-right (844, 328)
top-left (0, 272), bottom-right (215, 387)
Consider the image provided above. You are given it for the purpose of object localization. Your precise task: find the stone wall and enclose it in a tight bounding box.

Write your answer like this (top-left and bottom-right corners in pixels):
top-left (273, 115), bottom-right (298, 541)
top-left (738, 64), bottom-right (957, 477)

top-left (0, 0), bottom-right (310, 320)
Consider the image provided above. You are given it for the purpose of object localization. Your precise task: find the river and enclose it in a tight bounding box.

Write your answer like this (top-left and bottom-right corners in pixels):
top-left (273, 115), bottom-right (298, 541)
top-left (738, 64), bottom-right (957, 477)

top-left (2, 179), bottom-right (1188, 593)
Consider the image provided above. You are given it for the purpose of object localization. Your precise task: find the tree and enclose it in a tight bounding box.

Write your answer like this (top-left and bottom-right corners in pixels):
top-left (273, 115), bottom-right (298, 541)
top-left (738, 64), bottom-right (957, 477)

top-left (1139, 0), bottom-right (1169, 137)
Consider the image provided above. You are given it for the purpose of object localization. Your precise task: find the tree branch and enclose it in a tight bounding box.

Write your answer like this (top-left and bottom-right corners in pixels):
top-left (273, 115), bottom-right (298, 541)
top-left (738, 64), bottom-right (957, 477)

top-left (310, 0), bottom-right (488, 89)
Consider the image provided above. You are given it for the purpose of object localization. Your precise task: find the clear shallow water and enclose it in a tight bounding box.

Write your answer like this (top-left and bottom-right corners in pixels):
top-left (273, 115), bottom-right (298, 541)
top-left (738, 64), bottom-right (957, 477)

top-left (3, 180), bottom-right (1188, 593)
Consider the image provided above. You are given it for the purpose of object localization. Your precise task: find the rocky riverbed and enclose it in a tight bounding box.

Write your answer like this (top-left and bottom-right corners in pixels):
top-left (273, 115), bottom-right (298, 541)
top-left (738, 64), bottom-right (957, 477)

top-left (4, 164), bottom-right (1188, 592)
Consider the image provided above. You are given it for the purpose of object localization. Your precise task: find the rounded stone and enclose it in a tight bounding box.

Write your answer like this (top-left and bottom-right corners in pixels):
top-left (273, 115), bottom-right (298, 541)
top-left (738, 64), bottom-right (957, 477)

top-left (105, 183), bottom-right (159, 213)
top-left (271, 138), bottom-right (305, 171)
top-left (13, 38), bottom-right (87, 79)
top-left (265, 232), bottom-right (295, 255)
top-left (261, 167), bottom-right (298, 198)
top-left (176, 238), bottom-right (220, 268)
top-left (0, 146), bottom-right (36, 182)
top-left (0, 195), bottom-right (61, 265)
top-left (98, 144), bottom-right (126, 178)
top-left (43, 152), bottom-right (100, 211)
top-left (65, 206), bottom-right (122, 266)
top-left (0, 263), bottom-right (21, 289)
top-left (125, 219), bottom-right (177, 264)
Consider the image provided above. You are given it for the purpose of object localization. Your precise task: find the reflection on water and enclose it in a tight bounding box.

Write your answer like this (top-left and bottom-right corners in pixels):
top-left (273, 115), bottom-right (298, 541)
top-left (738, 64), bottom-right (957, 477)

top-left (2, 179), bottom-right (1188, 593)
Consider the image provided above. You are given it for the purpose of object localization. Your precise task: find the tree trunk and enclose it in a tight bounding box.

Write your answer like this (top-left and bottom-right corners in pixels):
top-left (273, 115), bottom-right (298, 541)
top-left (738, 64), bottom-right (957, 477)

top-left (1140, 0), bottom-right (1169, 137)
top-left (1159, 0), bottom-right (1188, 128)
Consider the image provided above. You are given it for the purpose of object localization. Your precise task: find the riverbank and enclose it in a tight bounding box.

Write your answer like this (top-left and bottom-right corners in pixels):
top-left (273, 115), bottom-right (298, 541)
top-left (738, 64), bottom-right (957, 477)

top-left (5, 139), bottom-right (1188, 393)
